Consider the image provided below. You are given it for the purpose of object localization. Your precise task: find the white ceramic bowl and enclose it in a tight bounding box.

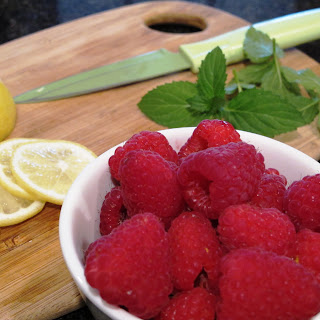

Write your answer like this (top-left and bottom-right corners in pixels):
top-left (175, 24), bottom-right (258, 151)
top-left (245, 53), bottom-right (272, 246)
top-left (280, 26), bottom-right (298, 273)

top-left (59, 127), bottom-right (320, 320)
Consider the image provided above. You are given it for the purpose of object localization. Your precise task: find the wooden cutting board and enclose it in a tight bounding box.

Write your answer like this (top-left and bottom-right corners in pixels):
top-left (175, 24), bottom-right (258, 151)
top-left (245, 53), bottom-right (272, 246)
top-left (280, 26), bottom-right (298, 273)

top-left (0, 1), bottom-right (319, 319)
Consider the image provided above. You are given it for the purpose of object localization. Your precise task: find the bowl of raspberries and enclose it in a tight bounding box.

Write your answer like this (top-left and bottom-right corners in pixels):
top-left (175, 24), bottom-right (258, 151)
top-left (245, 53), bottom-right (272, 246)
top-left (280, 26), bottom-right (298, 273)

top-left (59, 119), bottom-right (320, 320)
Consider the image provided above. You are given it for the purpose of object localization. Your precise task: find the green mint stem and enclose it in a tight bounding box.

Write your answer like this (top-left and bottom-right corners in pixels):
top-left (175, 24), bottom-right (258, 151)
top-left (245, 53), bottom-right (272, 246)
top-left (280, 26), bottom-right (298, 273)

top-left (233, 70), bottom-right (242, 93)
top-left (273, 39), bottom-right (283, 90)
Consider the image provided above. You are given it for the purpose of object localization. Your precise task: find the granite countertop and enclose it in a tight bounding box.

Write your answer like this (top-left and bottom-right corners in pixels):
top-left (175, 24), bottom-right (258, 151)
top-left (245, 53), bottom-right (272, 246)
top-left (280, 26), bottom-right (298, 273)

top-left (1, 0), bottom-right (319, 62)
top-left (1, 1), bottom-right (319, 320)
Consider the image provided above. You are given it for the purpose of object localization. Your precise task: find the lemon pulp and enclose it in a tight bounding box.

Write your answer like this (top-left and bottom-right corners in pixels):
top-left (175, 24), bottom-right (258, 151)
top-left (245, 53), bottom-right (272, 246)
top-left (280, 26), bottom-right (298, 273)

top-left (0, 138), bottom-right (41, 200)
top-left (11, 140), bottom-right (97, 205)
top-left (0, 183), bottom-right (45, 227)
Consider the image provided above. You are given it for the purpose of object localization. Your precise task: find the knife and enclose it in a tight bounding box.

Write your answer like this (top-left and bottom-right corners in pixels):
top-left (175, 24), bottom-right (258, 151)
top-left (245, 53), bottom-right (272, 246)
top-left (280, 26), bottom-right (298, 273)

top-left (14, 8), bottom-right (320, 104)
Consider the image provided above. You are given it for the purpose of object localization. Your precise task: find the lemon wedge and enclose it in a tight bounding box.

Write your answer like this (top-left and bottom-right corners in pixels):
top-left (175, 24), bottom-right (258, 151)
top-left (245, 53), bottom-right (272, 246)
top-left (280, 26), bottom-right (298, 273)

top-left (11, 140), bottom-right (97, 205)
top-left (0, 183), bottom-right (45, 227)
top-left (0, 81), bottom-right (16, 141)
top-left (0, 138), bottom-right (41, 200)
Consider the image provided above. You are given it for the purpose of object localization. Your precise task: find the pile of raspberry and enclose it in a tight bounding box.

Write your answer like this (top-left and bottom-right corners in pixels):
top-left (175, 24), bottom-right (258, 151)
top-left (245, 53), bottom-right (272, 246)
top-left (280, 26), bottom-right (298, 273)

top-left (84, 119), bottom-right (320, 320)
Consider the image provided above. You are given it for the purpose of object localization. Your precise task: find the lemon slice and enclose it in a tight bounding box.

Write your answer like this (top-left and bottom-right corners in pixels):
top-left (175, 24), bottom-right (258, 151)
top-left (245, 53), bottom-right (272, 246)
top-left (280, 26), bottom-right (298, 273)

top-left (0, 138), bottom-right (41, 200)
top-left (11, 140), bottom-right (97, 205)
top-left (0, 183), bottom-right (45, 227)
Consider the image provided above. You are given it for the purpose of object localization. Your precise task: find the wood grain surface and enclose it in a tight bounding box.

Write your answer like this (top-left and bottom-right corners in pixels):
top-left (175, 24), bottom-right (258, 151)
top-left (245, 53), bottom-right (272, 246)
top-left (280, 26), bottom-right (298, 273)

top-left (0, 1), bottom-right (319, 319)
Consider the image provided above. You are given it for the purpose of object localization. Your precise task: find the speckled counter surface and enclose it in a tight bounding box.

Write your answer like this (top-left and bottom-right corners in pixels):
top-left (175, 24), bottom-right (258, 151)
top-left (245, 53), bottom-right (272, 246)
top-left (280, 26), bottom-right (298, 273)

top-left (1, 1), bottom-right (319, 319)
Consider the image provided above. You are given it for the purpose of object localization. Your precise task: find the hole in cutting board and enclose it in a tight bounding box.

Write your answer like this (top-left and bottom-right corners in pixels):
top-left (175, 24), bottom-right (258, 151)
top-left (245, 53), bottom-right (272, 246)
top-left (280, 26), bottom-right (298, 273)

top-left (145, 13), bottom-right (206, 33)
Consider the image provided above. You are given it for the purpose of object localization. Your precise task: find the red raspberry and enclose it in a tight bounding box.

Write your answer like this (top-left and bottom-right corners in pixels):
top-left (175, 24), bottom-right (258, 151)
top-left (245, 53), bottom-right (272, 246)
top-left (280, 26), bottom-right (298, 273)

top-left (296, 228), bottom-right (320, 283)
top-left (178, 119), bottom-right (241, 160)
top-left (218, 248), bottom-right (320, 320)
top-left (99, 187), bottom-right (126, 236)
top-left (168, 211), bottom-right (221, 291)
top-left (85, 213), bottom-right (172, 319)
top-left (265, 168), bottom-right (287, 183)
top-left (155, 287), bottom-right (216, 320)
top-left (108, 131), bottom-right (178, 181)
top-left (250, 169), bottom-right (287, 211)
top-left (84, 232), bottom-right (109, 263)
top-left (218, 203), bottom-right (296, 256)
top-left (283, 174), bottom-right (320, 231)
top-left (177, 142), bottom-right (265, 219)
top-left (119, 150), bottom-right (185, 227)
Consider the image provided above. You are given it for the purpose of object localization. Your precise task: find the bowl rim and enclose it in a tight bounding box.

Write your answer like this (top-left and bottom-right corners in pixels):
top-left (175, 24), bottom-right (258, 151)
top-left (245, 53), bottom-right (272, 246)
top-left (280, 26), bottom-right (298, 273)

top-left (59, 127), bottom-right (320, 320)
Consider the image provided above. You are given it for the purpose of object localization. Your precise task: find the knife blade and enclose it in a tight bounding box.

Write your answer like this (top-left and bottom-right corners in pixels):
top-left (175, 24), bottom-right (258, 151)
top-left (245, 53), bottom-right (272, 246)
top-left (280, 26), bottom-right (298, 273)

top-left (14, 8), bottom-right (320, 104)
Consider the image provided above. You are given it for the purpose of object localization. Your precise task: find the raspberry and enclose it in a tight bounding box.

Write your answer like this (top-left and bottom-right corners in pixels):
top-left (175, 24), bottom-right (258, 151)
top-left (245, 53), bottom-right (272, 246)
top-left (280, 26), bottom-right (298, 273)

top-left (84, 232), bottom-right (109, 263)
top-left (218, 203), bottom-right (296, 256)
top-left (177, 142), bottom-right (265, 219)
top-left (85, 213), bottom-right (172, 319)
top-left (296, 228), bottom-right (320, 283)
top-left (178, 119), bottom-right (241, 160)
top-left (265, 168), bottom-right (287, 183)
top-left (168, 211), bottom-right (221, 291)
top-left (218, 248), bottom-right (320, 320)
top-left (108, 131), bottom-right (178, 181)
top-left (155, 287), bottom-right (216, 320)
top-left (99, 186), bottom-right (126, 236)
top-left (283, 174), bottom-right (320, 231)
top-left (250, 169), bottom-right (287, 211)
top-left (119, 150), bottom-right (185, 227)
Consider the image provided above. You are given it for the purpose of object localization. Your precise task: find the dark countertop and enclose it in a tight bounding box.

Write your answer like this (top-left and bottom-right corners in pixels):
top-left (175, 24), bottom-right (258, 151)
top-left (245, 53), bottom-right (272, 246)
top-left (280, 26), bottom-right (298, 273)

top-left (1, 0), bottom-right (319, 62)
top-left (1, 1), bottom-right (319, 320)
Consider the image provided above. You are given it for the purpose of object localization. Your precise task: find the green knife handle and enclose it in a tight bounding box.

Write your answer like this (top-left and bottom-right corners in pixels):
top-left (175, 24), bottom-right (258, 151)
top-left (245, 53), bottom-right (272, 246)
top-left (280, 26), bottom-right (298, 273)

top-left (180, 8), bottom-right (320, 72)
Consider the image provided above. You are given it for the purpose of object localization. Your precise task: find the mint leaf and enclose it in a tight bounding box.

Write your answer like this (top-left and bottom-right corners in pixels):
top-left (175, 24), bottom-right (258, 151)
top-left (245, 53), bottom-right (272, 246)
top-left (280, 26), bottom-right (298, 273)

top-left (237, 61), bottom-right (273, 84)
top-left (187, 95), bottom-right (212, 112)
top-left (298, 69), bottom-right (320, 94)
top-left (221, 89), bottom-right (306, 137)
top-left (187, 95), bottom-right (226, 115)
top-left (286, 94), bottom-right (319, 124)
top-left (281, 66), bottom-right (302, 84)
top-left (282, 67), bottom-right (320, 94)
top-left (209, 96), bottom-right (227, 114)
top-left (244, 27), bottom-right (284, 63)
top-left (138, 81), bottom-right (211, 128)
top-left (261, 59), bottom-right (300, 97)
top-left (261, 65), bottom-right (288, 95)
top-left (197, 47), bottom-right (227, 99)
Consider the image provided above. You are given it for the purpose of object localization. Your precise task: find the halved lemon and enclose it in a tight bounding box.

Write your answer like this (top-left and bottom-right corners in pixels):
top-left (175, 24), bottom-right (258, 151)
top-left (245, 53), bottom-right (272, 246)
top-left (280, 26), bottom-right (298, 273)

top-left (0, 138), bottom-right (41, 200)
top-left (0, 81), bottom-right (16, 142)
top-left (0, 183), bottom-right (45, 227)
top-left (11, 140), bottom-right (97, 205)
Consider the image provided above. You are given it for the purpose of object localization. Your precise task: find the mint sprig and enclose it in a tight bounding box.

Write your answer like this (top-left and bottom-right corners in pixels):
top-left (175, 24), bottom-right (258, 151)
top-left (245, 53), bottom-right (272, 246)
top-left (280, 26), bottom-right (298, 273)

top-left (138, 27), bottom-right (320, 137)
